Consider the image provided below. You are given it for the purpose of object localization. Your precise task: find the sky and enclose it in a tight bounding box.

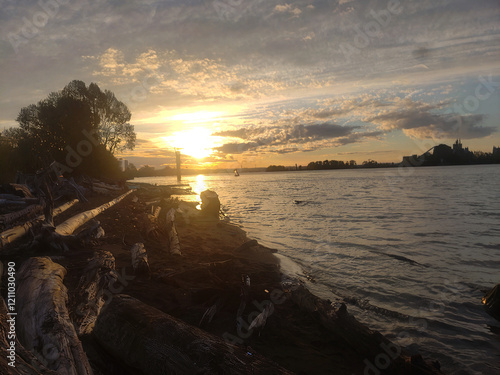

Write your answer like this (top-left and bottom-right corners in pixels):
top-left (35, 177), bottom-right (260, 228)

top-left (1, 0), bottom-right (499, 169)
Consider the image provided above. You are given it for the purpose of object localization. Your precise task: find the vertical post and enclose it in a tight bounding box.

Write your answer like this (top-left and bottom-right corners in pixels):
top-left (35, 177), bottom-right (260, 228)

top-left (175, 150), bottom-right (181, 182)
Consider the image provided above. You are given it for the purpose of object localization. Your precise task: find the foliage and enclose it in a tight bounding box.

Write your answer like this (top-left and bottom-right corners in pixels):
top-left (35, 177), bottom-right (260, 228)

top-left (0, 132), bottom-right (16, 183)
top-left (266, 165), bottom-right (287, 172)
top-left (5, 80), bottom-right (136, 178)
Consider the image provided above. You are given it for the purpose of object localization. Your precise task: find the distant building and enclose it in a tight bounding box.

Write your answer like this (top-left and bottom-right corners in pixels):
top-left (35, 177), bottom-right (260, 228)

top-left (402, 154), bottom-right (421, 166)
top-left (452, 139), bottom-right (469, 153)
top-left (494, 146), bottom-right (500, 156)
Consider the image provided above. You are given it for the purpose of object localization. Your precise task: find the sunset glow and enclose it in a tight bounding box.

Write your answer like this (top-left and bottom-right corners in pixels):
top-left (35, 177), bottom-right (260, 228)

top-left (171, 111), bottom-right (225, 124)
top-left (161, 128), bottom-right (218, 159)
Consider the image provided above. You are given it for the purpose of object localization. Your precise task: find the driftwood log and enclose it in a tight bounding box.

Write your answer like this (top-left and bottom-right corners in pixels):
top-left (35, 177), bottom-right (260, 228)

top-left (16, 257), bottom-right (93, 375)
top-left (55, 190), bottom-right (134, 236)
top-left (0, 204), bottom-right (44, 226)
top-left (166, 208), bottom-right (181, 255)
top-left (130, 243), bottom-right (151, 276)
top-left (0, 199), bottom-right (78, 250)
top-left (93, 294), bottom-right (293, 375)
top-left (0, 298), bottom-right (58, 374)
top-left (0, 261), bottom-right (58, 375)
top-left (92, 182), bottom-right (122, 192)
top-left (71, 251), bottom-right (118, 336)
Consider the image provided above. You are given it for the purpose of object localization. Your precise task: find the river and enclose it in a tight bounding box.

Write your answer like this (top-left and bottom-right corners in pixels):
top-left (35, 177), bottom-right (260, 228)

top-left (131, 164), bottom-right (500, 374)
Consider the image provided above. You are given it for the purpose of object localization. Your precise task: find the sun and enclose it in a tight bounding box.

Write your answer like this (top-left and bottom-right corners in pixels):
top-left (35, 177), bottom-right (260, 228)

top-left (162, 127), bottom-right (217, 159)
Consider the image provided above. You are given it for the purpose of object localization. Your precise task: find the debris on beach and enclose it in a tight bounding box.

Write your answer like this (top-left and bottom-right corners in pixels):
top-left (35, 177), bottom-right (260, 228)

top-left (130, 242), bottom-right (151, 276)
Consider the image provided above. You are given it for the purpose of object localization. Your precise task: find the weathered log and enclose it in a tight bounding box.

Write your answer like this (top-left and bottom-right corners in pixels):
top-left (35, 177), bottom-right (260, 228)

top-left (93, 294), bottom-right (293, 375)
top-left (130, 243), bottom-right (151, 275)
top-left (0, 204), bottom-right (44, 226)
top-left (67, 178), bottom-right (88, 203)
top-left (0, 299), bottom-right (58, 374)
top-left (16, 257), bottom-right (93, 375)
top-left (0, 199), bottom-right (27, 206)
top-left (91, 186), bottom-right (115, 196)
top-left (71, 251), bottom-right (118, 335)
top-left (55, 190), bottom-right (133, 236)
top-left (75, 220), bottom-right (105, 246)
top-left (0, 199), bottom-right (78, 250)
top-left (0, 194), bottom-right (26, 201)
top-left (10, 183), bottom-right (35, 198)
top-left (0, 261), bottom-right (58, 374)
top-left (24, 220), bottom-right (106, 253)
top-left (166, 208), bottom-right (181, 255)
top-left (93, 182), bottom-right (122, 191)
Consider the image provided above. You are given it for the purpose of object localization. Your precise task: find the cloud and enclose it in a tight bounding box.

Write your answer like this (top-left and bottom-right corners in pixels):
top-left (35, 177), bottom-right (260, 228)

top-left (214, 142), bottom-right (259, 154)
top-left (213, 122), bottom-right (380, 155)
top-left (274, 4), bottom-right (302, 17)
top-left (368, 99), bottom-right (495, 139)
top-left (86, 47), bottom-right (291, 102)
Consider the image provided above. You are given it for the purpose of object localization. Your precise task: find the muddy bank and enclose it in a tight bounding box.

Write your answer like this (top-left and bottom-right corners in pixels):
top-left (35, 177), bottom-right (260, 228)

top-left (1, 186), bottom-right (443, 374)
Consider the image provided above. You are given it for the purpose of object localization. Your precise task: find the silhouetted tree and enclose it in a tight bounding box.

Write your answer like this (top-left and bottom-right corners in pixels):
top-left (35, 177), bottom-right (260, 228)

top-left (0, 131), bottom-right (16, 183)
top-left (7, 80), bottom-right (135, 176)
top-left (266, 165), bottom-right (286, 172)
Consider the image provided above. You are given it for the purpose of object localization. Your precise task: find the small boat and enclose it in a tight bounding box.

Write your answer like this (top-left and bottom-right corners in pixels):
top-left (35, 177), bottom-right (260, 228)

top-left (234, 169), bottom-right (240, 177)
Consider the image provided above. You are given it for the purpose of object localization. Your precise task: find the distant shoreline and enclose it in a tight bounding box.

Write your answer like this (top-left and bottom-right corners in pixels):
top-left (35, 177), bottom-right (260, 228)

top-left (127, 161), bottom-right (500, 179)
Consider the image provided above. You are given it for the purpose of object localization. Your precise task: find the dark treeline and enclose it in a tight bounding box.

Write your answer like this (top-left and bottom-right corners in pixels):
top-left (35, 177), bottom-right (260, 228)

top-left (266, 159), bottom-right (396, 172)
top-left (305, 159), bottom-right (396, 169)
top-left (0, 80), bottom-right (136, 183)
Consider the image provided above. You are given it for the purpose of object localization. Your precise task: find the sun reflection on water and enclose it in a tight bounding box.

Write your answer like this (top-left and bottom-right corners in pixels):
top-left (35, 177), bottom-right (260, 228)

top-left (193, 174), bottom-right (206, 209)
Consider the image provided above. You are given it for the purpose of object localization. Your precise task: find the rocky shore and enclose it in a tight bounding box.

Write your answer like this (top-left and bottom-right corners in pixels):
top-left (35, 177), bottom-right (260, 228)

top-left (1, 183), bottom-right (444, 374)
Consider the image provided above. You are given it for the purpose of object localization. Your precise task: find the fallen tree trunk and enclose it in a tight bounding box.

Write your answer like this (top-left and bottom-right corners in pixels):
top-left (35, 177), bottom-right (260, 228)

top-left (55, 190), bottom-right (134, 236)
top-left (16, 257), bottom-right (93, 375)
top-left (71, 251), bottom-right (118, 336)
top-left (0, 298), bottom-right (58, 374)
top-left (92, 182), bottom-right (122, 191)
top-left (0, 204), bottom-right (44, 226)
top-left (166, 208), bottom-right (181, 255)
top-left (91, 187), bottom-right (115, 196)
top-left (0, 261), bottom-right (58, 375)
top-left (10, 183), bottom-right (35, 198)
top-left (0, 199), bottom-right (78, 250)
top-left (130, 243), bottom-right (150, 276)
top-left (93, 294), bottom-right (293, 375)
